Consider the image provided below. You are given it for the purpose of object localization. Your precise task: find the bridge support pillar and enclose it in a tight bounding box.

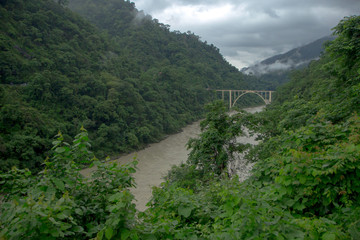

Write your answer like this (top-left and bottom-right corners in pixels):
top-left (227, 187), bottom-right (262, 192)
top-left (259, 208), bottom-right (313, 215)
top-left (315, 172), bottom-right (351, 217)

top-left (229, 90), bottom-right (232, 109)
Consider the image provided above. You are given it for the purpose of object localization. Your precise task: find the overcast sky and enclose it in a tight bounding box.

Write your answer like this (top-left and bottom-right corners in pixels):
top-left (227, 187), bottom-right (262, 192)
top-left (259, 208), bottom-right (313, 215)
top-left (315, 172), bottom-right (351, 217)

top-left (132, 0), bottom-right (360, 69)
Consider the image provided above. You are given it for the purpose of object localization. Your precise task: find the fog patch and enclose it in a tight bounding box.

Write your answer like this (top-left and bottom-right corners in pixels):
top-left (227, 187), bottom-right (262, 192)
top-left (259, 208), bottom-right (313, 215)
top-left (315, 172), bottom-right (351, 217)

top-left (132, 10), bottom-right (153, 25)
top-left (243, 58), bottom-right (316, 75)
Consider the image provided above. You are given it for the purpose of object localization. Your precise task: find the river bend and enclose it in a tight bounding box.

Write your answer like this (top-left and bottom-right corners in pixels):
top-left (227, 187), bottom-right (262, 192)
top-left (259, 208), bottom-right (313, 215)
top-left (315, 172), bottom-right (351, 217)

top-left (82, 106), bottom-right (264, 211)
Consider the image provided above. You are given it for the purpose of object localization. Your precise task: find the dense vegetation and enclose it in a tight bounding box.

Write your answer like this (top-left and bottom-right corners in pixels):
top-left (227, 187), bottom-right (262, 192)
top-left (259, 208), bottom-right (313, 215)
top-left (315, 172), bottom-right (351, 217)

top-left (0, 0), bottom-right (261, 172)
top-left (1, 129), bottom-right (139, 239)
top-left (1, 0), bottom-right (359, 239)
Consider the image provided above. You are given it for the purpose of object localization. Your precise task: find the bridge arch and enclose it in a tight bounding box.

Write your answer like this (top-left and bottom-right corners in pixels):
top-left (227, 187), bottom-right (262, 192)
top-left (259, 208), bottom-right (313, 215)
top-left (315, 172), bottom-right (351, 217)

top-left (214, 89), bottom-right (274, 109)
top-left (232, 91), bottom-right (268, 107)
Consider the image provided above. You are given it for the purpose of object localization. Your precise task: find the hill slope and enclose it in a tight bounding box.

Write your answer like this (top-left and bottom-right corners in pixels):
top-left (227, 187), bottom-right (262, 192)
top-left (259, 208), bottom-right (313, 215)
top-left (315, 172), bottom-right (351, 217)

top-left (243, 36), bottom-right (334, 75)
top-left (242, 36), bottom-right (334, 90)
top-left (68, 0), bottom-right (255, 89)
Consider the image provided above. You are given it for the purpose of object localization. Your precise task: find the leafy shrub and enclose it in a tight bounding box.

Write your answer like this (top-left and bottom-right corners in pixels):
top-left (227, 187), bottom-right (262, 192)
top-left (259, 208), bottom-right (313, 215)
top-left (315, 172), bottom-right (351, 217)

top-left (0, 128), bottom-right (139, 239)
top-left (252, 115), bottom-right (360, 216)
top-left (187, 101), bottom-right (249, 175)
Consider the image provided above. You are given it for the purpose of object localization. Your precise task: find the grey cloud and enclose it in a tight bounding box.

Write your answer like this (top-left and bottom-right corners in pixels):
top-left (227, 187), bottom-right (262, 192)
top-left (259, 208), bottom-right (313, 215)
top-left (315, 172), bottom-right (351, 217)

top-left (177, 0), bottom-right (220, 5)
top-left (133, 0), bottom-right (360, 68)
top-left (264, 8), bottom-right (279, 18)
top-left (133, 0), bottom-right (171, 14)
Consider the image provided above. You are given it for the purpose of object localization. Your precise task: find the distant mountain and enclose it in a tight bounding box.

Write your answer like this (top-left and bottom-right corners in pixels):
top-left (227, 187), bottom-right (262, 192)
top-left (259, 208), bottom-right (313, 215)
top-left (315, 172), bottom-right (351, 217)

top-left (242, 36), bottom-right (335, 76)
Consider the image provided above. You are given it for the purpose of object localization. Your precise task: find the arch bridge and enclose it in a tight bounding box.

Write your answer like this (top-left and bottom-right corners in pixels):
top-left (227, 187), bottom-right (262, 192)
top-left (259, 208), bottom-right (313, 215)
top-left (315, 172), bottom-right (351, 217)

top-left (215, 89), bottom-right (274, 108)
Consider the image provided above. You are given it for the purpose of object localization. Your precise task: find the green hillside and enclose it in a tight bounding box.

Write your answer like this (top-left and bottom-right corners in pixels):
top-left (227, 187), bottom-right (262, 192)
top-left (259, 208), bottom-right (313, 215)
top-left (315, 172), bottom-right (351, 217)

top-left (0, 0), bottom-right (258, 171)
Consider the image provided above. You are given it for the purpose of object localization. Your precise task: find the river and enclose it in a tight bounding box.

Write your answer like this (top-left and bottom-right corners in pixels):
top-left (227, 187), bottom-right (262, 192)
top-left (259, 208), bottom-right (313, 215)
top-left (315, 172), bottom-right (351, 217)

top-left (81, 105), bottom-right (264, 211)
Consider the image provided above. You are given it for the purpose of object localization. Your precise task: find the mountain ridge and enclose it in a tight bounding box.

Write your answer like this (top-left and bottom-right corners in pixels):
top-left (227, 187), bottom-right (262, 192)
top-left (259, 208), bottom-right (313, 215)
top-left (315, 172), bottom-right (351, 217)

top-left (242, 35), bottom-right (335, 75)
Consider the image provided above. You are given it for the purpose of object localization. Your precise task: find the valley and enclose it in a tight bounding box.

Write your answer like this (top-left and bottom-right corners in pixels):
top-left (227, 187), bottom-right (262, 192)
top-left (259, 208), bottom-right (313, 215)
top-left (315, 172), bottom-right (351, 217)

top-left (0, 1), bottom-right (359, 239)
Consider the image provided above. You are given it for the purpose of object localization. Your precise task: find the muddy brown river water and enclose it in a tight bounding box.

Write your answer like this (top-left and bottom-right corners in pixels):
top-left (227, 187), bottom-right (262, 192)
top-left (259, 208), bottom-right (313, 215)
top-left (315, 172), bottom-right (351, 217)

top-left (81, 106), bottom-right (264, 211)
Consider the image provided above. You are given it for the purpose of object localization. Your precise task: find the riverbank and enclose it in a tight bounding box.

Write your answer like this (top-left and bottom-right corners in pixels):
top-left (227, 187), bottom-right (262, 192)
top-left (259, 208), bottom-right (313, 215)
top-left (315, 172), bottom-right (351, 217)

top-left (81, 105), bottom-right (265, 211)
top-left (81, 119), bottom-right (202, 211)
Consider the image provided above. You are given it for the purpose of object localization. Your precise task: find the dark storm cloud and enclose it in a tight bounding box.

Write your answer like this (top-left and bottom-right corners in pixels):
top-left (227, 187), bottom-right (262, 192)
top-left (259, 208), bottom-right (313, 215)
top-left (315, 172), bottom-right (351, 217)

top-left (133, 0), bottom-right (360, 68)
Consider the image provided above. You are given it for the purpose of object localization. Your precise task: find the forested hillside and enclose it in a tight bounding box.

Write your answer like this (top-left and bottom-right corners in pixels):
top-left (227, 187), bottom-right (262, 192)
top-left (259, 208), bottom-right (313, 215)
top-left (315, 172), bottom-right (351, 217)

top-left (0, 0), bottom-right (258, 172)
top-left (68, 0), bottom-right (246, 90)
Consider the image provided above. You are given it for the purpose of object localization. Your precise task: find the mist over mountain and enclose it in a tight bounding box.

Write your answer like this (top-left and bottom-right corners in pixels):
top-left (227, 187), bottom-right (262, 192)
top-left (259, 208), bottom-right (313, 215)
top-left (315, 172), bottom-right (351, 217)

top-left (242, 36), bottom-right (334, 76)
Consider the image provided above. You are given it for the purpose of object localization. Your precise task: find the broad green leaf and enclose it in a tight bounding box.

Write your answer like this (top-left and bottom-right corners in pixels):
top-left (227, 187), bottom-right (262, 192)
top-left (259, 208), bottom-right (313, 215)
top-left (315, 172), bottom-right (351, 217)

top-left (178, 205), bottom-right (193, 218)
top-left (50, 229), bottom-right (61, 237)
top-left (73, 226), bottom-right (84, 233)
top-left (223, 202), bottom-right (234, 215)
top-left (321, 232), bottom-right (336, 240)
top-left (121, 229), bottom-right (130, 240)
top-left (105, 227), bottom-right (114, 240)
top-left (52, 140), bottom-right (61, 146)
top-left (97, 230), bottom-right (104, 240)
top-left (283, 198), bottom-right (295, 207)
top-left (109, 192), bottom-right (123, 202)
top-left (55, 147), bottom-right (66, 153)
top-left (293, 202), bottom-right (306, 211)
top-left (57, 212), bottom-right (69, 220)
top-left (52, 179), bottom-right (65, 191)
top-left (74, 208), bottom-right (83, 215)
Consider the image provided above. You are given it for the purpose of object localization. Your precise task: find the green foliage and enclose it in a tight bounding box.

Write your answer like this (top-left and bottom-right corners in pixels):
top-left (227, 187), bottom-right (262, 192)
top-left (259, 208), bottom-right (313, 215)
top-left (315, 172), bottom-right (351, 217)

top-left (164, 163), bottom-right (208, 191)
top-left (252, 115), bottom-right (360, 215)
top-left (326, 16), bottom-right (360, 82)
top-left (0, 128), bottom-right (139, 239)
top-left (140, 175), bottom-right (350, 239)
top-left (187, 101), bottom-right (249, 175)
top-left (0, 167), bottom-right (33, 201)
top-left (139, 180), bottom-right (219, 239)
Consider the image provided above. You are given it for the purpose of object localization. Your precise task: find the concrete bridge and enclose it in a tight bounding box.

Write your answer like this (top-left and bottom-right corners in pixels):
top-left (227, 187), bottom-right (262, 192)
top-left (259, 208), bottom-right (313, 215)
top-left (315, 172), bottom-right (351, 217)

top-left (214, 89), bottom-right (275, 108)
